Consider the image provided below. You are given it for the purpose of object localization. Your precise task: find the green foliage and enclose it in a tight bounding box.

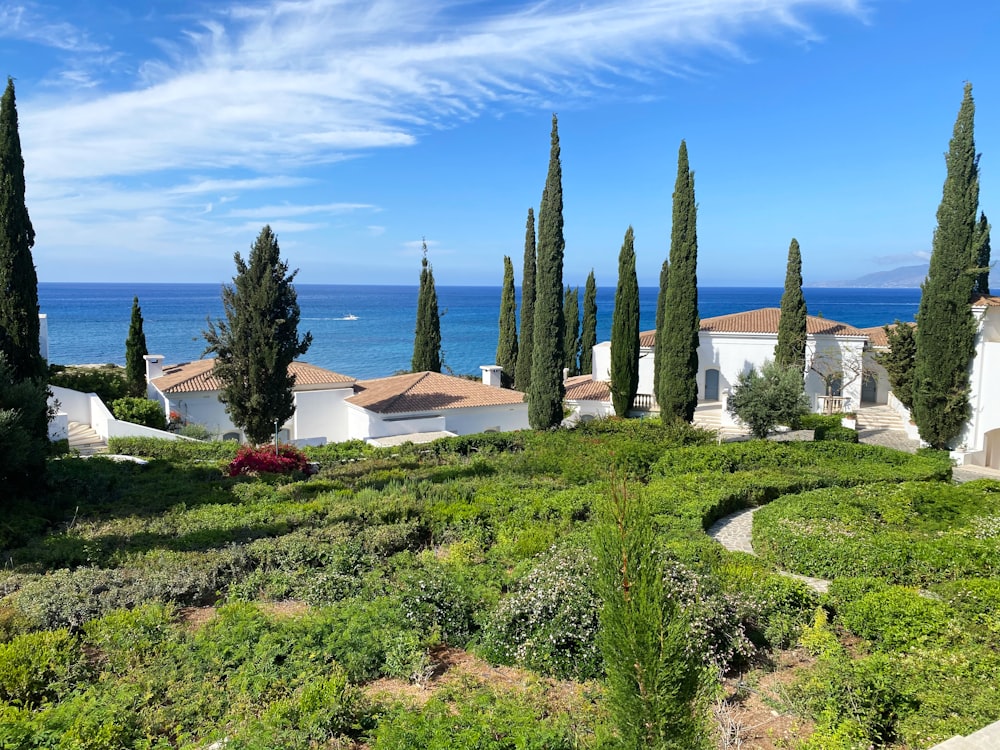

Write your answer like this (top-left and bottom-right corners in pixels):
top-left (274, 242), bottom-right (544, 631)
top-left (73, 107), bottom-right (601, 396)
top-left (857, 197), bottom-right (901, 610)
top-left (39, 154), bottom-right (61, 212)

top-left (774, 238), bottom-right (807, 374)
top-left (659, 141), bottom-right (700, 422)
top-left (528, 115), bottom-right (566, 430)
top-left (0, 352), bottom-right (49, 493)
top-left (610, 226), bottom-right (639, 417)
top-left (973, 210), bottom-right (991, 295)
top-left (653, 258), bottom-right (669, 410)
top-left (124, 296), bottom-right (148, 396)
top-left (595, 478), bottom-right (706, 749)
top-left (110, 395), bottom-right (167, 430)
top-left (753, 481), bottom-right (999, 584)
top-left (0, 77), bottom-right (45, 383)
top-left (877, 322), bottom-right (916, 410)
top-left (479, 545), bottom-right (601, 680)
top-left (580, 270), bottom-right (597, 375)
top-left (726, 360), bottom-right (809, 438)
top-left (203, 224), bottom-right (312, 444)
top-left (514, 207), bottom-right (536, 391)
top-left (496, 256), bottom-right (518, 388)
top-left (563, 285), bottom-right (580, 376)
top-left (48, 364), bottom-right (128, 404)
top-left (0, 629), bottom-right (84, 707)
top-left (838, 586), bottom-right (952, 651)
top-left (107, 434), bottom-right (239, 460)
top-left (412, 239), bottom-right (443, 373)
top-left (814, 424), bottom-right (859, 443)
top-left (913, 82), bottom-right (979, 448)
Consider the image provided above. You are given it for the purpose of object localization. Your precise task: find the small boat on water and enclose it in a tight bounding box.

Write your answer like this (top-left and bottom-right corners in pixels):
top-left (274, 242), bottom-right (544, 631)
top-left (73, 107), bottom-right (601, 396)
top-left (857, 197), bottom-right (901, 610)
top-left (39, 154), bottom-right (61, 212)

top-left (340, 314), bottom-right (359, 321)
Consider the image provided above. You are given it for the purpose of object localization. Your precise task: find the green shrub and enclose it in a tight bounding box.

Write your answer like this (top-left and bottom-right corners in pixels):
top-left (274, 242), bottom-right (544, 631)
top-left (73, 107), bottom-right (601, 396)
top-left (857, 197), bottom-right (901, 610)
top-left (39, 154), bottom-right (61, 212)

top-left (479, 545), bottom-right (601, 680)
top-left (262, 666), bottom-right (374, 741)
top-left (177, 422), bottom-right (212, 440)
top-left (106, 435), bottom-right (239, 461)
top-left (797, 413), bottom-right (843, 431)
top-left (0, 629), bottom-right (85, 707)
top-left (837, 586), bottom-right (953, 651)
top-left (49, 365), bottom-right (129, 404)
top-left (814, 424), bottom-right (859, 443)
top-left (110, 396), bottom-right (168, 430)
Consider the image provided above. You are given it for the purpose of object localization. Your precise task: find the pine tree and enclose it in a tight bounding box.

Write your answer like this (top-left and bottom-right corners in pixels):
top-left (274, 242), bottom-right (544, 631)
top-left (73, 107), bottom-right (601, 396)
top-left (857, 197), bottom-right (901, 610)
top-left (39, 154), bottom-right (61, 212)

top-left (580, 270), bottom-right (597, 375)
top-left (658, 141), bottom-right (700, 422)
top-left (528, 115), bottom-right (566, 429)
top-left (653, 259), bottom-right (669, 409)
top-left (877, 322), bottom-right (916, 410)
top-left (0, 77), bottom-right (44, 382)
top-left (563, 286), bottom-right (580, 377)
top-left (912, 83), bottom-right (980, 449)
top-left (973, 212), bottom-right (991, 295)
top-left (125, 296), bottom-right (149, 397)
top-left (774, 238), bottom-right (808, 375)
top-left (496, 256), bottom-right (518, 387)
top-left (610, 227), bottom-right (640, 417)
top-left (411, 239), bottom-right (442, 373)
top-left (514, 208), bottom-right (536, 390)
top-left (203, 225), bottom-right (312, 444)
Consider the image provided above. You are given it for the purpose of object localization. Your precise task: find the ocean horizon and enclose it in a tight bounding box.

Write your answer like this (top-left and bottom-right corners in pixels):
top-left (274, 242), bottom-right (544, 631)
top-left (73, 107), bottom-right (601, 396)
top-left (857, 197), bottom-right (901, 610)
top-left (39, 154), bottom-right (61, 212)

top-left (38, 283), bottom-right (922, 381)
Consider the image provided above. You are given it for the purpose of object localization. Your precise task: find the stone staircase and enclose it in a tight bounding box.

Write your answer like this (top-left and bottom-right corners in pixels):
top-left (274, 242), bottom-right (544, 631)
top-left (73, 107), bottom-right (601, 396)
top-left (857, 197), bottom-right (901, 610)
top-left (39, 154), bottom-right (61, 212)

top-left (930, 719), bottom-right (1000, 749)
top-left (692, 403), bottom-right (749, 439)
top-left (68, 421), bottom-right (107, 456)
top-left (856, 403), bottom-right (907, 432)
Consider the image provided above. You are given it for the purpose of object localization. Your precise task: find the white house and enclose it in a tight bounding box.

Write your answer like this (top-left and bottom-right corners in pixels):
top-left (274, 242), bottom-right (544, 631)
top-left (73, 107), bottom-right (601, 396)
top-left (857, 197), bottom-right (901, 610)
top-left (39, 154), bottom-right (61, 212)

top-left (145, 356), bottom-right (356, 444)
top-left (588, 308), bottom-right (871, 424)
top-left (957, 294), bottom-right (1000, 467)
top-left (343, 369), bottom-right (529, 446)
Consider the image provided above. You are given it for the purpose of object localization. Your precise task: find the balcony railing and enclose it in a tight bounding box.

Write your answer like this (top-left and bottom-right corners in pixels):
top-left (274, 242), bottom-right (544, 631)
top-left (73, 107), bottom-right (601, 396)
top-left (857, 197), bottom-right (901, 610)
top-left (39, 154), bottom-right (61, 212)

top-left (818, 395), bottom-right (848, 414)
top-left (632, 393), bottom-right (658, 412)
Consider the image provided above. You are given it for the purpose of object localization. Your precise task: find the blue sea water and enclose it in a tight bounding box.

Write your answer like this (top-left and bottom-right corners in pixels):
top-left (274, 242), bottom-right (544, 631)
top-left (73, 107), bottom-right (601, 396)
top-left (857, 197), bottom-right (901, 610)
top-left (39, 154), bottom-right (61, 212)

top-left (37, 283), bottom-right (921, 380)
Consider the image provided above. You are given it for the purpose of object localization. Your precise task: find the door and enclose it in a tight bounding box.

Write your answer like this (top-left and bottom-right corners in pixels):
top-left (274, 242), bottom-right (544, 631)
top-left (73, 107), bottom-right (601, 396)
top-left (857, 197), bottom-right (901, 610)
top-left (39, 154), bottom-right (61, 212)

top-left (861, 373), bottom-right (878, 403)
top-left (704, 369), bottom-right (720, 401)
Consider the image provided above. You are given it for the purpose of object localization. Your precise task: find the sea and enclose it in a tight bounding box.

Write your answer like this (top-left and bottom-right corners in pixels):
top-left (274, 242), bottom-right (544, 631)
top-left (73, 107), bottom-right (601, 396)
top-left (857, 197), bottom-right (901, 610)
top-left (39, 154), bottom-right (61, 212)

top-left (37, 284), bottom-right (922, 381)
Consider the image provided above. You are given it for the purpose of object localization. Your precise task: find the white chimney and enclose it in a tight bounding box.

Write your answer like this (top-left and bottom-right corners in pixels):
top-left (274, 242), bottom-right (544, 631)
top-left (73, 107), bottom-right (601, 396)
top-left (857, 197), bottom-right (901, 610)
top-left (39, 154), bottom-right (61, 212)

top-left (480, 365), bottom-right (503, 388)
top-left (144, 354), bottom-right (165, 382)
top-left (563, 367), bottom-right (569, 382)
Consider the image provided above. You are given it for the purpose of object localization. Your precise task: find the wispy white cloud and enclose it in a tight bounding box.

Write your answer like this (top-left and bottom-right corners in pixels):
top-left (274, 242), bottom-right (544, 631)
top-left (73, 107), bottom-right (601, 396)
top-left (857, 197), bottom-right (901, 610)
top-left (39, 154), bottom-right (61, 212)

top-left (224, 202), bottom-right (376, 219)
top-left (0, 1), bottom-right (105, 52)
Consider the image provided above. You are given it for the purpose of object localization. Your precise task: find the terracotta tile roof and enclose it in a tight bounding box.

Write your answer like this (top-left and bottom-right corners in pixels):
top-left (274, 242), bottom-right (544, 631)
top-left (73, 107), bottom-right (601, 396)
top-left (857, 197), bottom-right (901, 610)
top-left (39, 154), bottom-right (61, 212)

top-left (563, 374), bottom-right (611, 402)
top-left (858, 322), bottom-right (916, 348)
top-left (152, 359), bottom-right (355, 393)
top-left (638, 308), bottom-right (865, 345)
top-left (347, 371), bottom-right (527, 414)
top-left (972, 293), bottom-right (1000, 307)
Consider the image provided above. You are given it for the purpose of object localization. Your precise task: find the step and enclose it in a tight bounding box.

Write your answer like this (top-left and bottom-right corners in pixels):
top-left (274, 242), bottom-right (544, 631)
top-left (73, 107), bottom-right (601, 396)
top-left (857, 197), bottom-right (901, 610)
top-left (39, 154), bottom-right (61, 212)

top-left (67, 421), bottom-right (108, 456)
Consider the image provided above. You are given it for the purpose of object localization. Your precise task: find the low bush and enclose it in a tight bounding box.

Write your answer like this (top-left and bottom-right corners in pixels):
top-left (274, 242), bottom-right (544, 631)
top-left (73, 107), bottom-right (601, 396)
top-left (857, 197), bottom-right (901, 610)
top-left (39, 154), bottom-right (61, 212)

top-left (107, 435), bottom-right (239, 461)
top-left (110, 396), bottom-right (168, 430)
top-left (814, 424), bottom-right (859, 443)
top-left (228, 444), bottom-right (309, 477)
top-left (837, 586), bottom-right (954, 651)
top-left (49, 364), bottom-right (128, 404)
top-left (0, 629), bottom-right (85, 707)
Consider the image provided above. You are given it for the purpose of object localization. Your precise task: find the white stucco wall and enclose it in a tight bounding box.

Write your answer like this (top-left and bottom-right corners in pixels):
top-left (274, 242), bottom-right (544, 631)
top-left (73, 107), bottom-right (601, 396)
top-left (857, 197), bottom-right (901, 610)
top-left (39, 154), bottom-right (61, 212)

top-left (440, 403), bottom-right (529, 435)
top-left (38, 314), bottom-right (49, 363)
top-left (958, 307), bottom-right (1000, 464)
top-left (293, 387), bottom-right (352, 443)
top-left (564, 399), bottom-right (615, 424)
top-left (166, 392), bottom-right (242, 440)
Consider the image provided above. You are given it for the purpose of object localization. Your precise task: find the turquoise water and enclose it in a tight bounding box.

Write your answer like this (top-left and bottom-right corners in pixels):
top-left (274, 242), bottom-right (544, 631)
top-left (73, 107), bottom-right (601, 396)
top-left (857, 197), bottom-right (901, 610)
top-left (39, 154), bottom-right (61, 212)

top-left (37, 284), bottom-right (921, 380)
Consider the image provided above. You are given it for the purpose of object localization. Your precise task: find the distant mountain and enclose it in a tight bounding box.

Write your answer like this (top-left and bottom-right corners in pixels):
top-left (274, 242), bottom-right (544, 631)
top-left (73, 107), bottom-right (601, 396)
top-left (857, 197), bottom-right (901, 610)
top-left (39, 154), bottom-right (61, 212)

top-left (812, 264), bottom-right (928, 288)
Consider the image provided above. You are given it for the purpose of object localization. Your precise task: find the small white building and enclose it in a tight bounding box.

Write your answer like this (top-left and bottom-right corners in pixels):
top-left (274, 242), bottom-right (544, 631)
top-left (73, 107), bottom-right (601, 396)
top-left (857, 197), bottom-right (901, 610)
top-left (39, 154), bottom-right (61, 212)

top-left (958, 294), bottom-right (1000, 467)
top-left (145, 356), bottom-right (356, 444)
top-left (344, 370), bottom-right (529, 446)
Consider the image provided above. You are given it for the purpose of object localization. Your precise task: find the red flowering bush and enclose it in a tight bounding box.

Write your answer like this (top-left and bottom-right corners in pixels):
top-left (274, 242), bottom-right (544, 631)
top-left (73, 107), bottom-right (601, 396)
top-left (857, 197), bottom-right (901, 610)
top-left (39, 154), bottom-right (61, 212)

top-left (227, 444), bottom-right (309, 477)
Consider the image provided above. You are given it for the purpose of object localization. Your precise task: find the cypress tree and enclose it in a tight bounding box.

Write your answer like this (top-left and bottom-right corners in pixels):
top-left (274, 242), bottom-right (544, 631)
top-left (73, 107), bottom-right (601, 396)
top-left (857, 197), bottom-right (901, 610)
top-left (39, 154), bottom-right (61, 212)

top-left (580, 270), bottom-right (597, 375)
top-left (610, 226), bottom-right (640, 417)
top-left (563, 286), bottom-right (580, 377)
top-left (877, 322), bottom-right (916, 410)
top-left (528, 115), bottom-right (566, 429)
top-left (411, 239), bottom-right (442, 373)
top-left (652, 259), bottom-right (669, 409)
top-left (203, 225), bottom-right (312, 445)
top-left (912, 83), bottom-right (980, 449)
top-left (973, 212), bottom-right (991, 295)
top-left (658, 141), bottom-right (700, 422)
top-left (496, 256), bottom-right (518, 387)
top-left (125, 296), bottom-right (149, 397)
top-left (514, 208), bottom-right (536, 390)
top-left (0, 77), bottom-right (44, 382)
top-left (774, 238), bottom-right (808, 374)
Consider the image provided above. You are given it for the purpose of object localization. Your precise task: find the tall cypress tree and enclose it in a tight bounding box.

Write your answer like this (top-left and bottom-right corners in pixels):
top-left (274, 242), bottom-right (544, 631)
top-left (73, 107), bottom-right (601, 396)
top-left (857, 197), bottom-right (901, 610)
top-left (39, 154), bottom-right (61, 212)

top-left (652, 259), bottom-right (669, 409)
top-left (125, 296), bottom-right (149, 396)
top-left (913, 83), bottom-right (980, 449)
top-left (658, 141), bottom-right (700, 422)
top-left (0, 77), bottom-right (44, 382)
top-left (514, 208), bottom-right (536, 390)
top-left (563, 286), bottom-right (580, 377)
top-left (973, 212), bottom-right (991, 295)
top-left (203, 225), bottom-right (312, 444)
top-left (528, 115), bottom-right (566, 429)
top-left (610, 226), bottom-right (640, 417)
top-left (496, 256), bottom-right (518, 387)
top-left (580, 270), bottom-right (597, 375)
top-left (411, 239), bottom-right (442, 373)
top-left (774, 238), bottom-right (808, 375)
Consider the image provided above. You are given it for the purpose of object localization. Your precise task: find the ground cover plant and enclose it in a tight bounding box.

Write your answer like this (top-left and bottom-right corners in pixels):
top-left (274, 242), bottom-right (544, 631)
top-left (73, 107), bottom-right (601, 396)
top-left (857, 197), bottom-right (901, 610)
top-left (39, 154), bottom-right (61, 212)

top-left (0, 419), bottom-right (987, 749)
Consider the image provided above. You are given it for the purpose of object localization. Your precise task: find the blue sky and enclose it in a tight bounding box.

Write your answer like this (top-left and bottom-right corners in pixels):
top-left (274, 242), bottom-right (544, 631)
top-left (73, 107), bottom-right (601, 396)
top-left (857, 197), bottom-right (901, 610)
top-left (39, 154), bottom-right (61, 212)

top-left (2, 0), bottom-right (996, 287)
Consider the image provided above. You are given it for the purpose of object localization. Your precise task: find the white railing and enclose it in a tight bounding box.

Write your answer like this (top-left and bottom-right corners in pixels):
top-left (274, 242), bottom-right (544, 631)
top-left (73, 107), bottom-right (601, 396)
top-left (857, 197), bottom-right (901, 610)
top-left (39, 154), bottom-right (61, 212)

top-left (632, 393), bottom-right (658, 412)
top-left (818, 395), bottom-right (849, 414)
